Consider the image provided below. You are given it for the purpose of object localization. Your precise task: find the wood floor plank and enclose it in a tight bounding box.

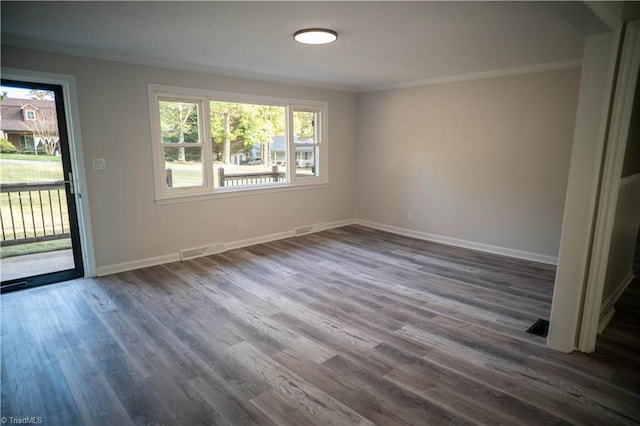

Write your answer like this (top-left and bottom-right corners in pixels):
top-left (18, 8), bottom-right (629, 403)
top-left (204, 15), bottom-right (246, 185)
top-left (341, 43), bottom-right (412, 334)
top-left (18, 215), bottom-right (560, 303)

top-left (271, 310), bottom-right (397, 377)
top-left (419, 314), bottom-right (640, 421)
top-left (95, 273), bottom-right (274, 402)
top-left (56, 347), bottom-right (135, 426)
top-left (226, 341), bottom-right (375, 426)
top-left (2, 225), bottom-right (638, 425)
top-left (271, 349), bottom-right (413, 426)
top-left (218, 253), bottom-right (384, 351)
top-left (322, 354), bottom-right (476, 425)
top-left (318, 261), bottom-right (545, 345)
top-left (396, 324), bottom-right (636, 424)
top-left (1, 289), bottom-right (85, 424)
top-left (249, 389), bottom-right (325, 426)
top-left (90, 276), bottom-right (272, 424)
top-left (187, 375), bottom-right (277, 426)
top-left (371, 342), bottom-right (566, 426)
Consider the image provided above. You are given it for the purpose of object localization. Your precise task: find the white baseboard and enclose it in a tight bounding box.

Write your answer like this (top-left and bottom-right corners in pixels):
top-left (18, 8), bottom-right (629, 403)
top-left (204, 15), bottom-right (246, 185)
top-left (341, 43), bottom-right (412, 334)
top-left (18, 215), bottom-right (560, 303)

top-left (598, 307), bottom-right (616, 334)
top-left (96, 253), bottom-right (181, 277)
top-left (96, 217), bottom-right (557, 276)
top-left (599, 269), bottom-right (634, 329)
top-left (354, 219), bottom-right (558, 265)
top-left (224, 230), bottom-right (295, 252)
top-left (96, 218), bottom-right (357, 276)
top-left (223, 218), bottom-right (355, 251)
top-left (621, 172), bottom-right (640, 187)
top-left (323, 218), bottom-right (357, 230)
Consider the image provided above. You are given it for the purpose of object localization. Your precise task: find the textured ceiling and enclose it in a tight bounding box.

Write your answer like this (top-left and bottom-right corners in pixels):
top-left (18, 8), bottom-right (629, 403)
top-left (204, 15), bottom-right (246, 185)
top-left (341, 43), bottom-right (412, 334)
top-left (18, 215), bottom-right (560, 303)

top-left (1, 1), bottom-right (588, 91)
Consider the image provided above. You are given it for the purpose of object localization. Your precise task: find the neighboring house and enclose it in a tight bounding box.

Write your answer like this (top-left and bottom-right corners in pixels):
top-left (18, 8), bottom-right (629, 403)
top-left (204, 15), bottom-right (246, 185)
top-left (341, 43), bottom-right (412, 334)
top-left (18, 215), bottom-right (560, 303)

top-left (0, 97), bottom-right (59, 154)
top-left (250, 135), bottom-right (314, 167)
top-left (230, 152), bottom-right (248, 165)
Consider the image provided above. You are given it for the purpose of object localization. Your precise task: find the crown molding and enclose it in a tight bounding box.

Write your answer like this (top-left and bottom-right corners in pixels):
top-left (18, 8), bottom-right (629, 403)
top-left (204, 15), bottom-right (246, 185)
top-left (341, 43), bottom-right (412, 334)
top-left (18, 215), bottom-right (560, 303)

top-left (359, 58), bottom-right (583, 93)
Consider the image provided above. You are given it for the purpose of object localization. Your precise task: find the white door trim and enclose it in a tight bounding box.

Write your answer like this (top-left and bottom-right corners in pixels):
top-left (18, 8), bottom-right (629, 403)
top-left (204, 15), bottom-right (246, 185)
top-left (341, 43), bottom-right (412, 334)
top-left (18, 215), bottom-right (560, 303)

top-left (578, 20), bottom-right (640, 352)
top-left (2, 67), bottom-right (96, 278)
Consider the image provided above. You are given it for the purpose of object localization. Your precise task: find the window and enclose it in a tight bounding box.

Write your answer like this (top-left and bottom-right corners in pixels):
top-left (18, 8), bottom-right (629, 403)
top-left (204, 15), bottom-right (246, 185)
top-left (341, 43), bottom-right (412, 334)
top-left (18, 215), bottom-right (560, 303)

top-left (159, 99), bottom-right (204, 189)
top-left (25, 109), bottom-right (36, 120)
top-left (20, 135), bottom-right (34, 151)
top-left (210, 100), bottom-right (287, 188)
top-left (292, 110), bottom-right (320, 178)
top-left (149, 85), bottom-right (328, 202)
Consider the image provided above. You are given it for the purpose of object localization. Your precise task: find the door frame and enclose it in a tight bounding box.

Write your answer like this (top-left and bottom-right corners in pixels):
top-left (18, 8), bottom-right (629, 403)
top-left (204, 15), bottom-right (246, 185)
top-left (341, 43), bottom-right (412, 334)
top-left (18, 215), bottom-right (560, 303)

top-left (578, 19), bottom-right (640, 352)
top-left (2, 68), bottom-right (96, 278)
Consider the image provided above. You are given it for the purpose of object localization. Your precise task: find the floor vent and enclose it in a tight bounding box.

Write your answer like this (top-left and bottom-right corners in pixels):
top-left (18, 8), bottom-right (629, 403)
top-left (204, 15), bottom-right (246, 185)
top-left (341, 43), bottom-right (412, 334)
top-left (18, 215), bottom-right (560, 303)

top-left (526, 319), bottom-right (550, 337)
top-left (295, 224), bottom-right (323, 236)
top-left (180, 243), bottom-right (226, 261)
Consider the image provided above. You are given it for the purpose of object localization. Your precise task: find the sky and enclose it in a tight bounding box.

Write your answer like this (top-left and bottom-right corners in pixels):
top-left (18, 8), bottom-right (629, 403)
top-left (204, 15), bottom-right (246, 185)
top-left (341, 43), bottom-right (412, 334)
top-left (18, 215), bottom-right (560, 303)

top-left (1, 86), bottom-right (55, 100)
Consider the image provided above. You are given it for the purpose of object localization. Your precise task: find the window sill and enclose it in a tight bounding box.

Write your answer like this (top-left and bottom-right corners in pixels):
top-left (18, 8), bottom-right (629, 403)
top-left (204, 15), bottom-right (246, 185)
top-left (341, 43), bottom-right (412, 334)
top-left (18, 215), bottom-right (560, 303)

top-left (154, 181), bottom-right (329, 205)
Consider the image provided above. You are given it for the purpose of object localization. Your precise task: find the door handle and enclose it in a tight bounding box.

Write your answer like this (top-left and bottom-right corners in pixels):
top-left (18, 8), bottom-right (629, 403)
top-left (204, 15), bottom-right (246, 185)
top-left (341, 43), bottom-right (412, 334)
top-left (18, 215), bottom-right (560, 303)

top-left (66, 172), bottom-right (75, 194)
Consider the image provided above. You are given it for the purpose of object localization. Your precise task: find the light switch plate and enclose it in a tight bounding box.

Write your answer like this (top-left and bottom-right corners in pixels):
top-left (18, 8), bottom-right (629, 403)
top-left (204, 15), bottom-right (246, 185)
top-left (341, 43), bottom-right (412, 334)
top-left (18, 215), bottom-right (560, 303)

top-left (92, 158), bottom-right (106, 170)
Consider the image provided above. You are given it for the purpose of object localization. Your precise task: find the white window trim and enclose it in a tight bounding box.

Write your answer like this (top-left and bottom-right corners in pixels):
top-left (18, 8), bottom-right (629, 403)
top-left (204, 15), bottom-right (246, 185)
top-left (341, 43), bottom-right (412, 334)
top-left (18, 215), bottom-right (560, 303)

top-left (148, 84), bottom-right (329, 204)
top-left (25, 109), bottom-right (36, 120)
top-left (289, 107), bottom-right (324, 186)
top-left (152, 94), bottom-right (212, 200)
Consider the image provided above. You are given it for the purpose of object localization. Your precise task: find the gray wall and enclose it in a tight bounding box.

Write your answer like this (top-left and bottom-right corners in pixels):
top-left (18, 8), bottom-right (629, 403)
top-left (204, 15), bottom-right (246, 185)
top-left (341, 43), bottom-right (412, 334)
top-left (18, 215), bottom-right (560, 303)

top-left (356, 68), bottom-right (581, 259)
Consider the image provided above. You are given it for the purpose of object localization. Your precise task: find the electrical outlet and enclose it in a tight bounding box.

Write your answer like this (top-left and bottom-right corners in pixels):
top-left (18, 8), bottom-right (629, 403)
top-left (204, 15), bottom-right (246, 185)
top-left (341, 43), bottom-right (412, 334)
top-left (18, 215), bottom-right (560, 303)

top-left (407, 213), bottom-right (413, 222)
top-left (237, 222), bottom-right (244, 231)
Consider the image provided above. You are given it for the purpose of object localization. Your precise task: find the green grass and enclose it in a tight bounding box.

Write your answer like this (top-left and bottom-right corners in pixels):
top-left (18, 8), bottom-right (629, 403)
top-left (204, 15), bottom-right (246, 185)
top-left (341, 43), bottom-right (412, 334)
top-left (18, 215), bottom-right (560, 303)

top-left (0, 238), bottom-right (71, 258)
top-left (165, 161), bottom-right (205, 187)
top-left (1, 156), bottom-right (64, 183)
top-left (0, 153), bottom-right (62, 162)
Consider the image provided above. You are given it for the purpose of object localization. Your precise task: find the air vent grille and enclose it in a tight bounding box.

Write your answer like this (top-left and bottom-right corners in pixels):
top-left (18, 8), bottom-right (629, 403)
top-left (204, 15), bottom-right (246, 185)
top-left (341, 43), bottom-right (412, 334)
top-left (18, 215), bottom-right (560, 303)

top-left (526, 319), bottom-right (549, 337)
top-left (295, 226), bottom-right (314, 236)
top-left (180, 242), bottom-right (226, 261)
top-left (295, 223), bottom-right (326, 236)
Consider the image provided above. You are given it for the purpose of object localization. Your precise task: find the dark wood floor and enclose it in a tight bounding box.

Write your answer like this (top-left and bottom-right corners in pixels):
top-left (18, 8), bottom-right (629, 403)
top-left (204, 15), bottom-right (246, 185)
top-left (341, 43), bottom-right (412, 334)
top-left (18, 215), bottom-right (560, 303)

top-left (2, 225), bottom-right (639, 425)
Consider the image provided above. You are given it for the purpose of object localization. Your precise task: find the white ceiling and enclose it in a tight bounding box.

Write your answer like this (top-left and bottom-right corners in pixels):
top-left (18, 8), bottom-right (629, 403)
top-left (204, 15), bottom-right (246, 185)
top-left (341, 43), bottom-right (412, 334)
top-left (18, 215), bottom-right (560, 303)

top-left (1, 1), bottom-right (590, 92)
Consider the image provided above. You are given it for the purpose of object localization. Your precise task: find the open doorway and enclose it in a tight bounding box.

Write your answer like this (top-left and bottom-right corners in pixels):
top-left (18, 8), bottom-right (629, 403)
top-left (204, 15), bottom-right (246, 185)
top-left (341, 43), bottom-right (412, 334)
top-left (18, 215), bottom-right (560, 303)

top-left (0, 79), bottom-right (84, 291)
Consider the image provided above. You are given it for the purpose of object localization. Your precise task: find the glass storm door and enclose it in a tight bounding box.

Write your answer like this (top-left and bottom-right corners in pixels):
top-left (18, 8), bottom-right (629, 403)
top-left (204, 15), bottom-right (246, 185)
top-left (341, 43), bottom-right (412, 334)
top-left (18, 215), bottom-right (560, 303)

top-left (0, 79), bottom-right (84, 291)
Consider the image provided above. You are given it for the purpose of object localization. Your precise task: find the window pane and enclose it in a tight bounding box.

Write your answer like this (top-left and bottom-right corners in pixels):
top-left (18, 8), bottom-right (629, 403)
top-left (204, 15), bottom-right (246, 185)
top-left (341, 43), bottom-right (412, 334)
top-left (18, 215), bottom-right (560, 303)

top-left (211, 101), bottom-right (286, 188)
top-left (164, 146), bottom-right (203, 188)
top-left (295, 145), bottom-right (318, 177)
top-left (20, 135), bottom-right (34, 151)
top-left (293, 110), bottom-right (317, 144)
top-left (159, 101), bottom-right (199, 144)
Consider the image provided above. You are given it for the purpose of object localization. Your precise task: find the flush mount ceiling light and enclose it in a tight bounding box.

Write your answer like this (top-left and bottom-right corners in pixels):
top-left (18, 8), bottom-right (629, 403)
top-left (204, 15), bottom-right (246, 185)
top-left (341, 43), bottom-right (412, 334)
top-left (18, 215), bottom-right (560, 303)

top-left (294, 28), bottom-right (338, 45)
